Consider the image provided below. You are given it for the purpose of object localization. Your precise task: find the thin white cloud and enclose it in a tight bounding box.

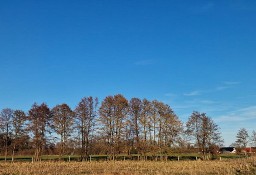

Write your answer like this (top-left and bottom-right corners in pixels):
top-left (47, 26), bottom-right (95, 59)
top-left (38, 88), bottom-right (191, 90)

top-left (183, 81), bottom-right (240, 97)
top-left (173, 98), bottom-right (237, 115)
top-left (190, 2), bottom-right (215, 13)
top-left (216, 106), bottom-right (256, 122)
top-left (184, 99), bottom-right (217, 106)
top-left (216, 81), bottom-right (240, 91)
top-left (134, 59), bottom-right (154, 66)
top-left (200, 2), bottom-right (215, 11)
top-left (199, 100), bottom-right (217, 105)
top-left (184, 91), bottom-right (201, 96)
top-left (223, 81), bottom-right (240, 85)
top-left (173, 99), bottom-right (214, 111)
top-left (229, 1), bottom-right (256, 11)
top-left (164, 93), bottom-right (177, 97)
top-left (174, 104), bottom-right (195, 110)
top-left (216, 86), bottom-right (229, 91)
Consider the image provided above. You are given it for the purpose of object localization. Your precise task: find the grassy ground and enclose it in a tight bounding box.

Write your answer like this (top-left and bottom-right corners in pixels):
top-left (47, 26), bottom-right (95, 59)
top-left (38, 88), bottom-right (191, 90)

top-left (0, 156), bottom-right (256, 175)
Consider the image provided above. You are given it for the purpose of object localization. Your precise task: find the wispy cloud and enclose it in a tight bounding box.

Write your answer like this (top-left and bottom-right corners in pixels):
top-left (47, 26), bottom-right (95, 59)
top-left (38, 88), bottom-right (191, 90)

top-left (190, 2), bottom-right (215, 13)
top-left (228, 1), bottom-right (256, 11)
top-left (183, 81), bottom-right (240, 97)
top-left (200, 2), bottom-right (215, 11)
top-left (184, 91), bottom-right (201, 96)
top-left (216, 106), bottom-right (256, 122)
top-left (164, 93), bottom-right (177, 97)
top-left (172, 97), bottom-right (237, 115)
top-left (216, 81), bottom-right (240, 91)
top-left (216, 86), bottom-right (229, 91)
top-left (199, 100), bottom-right (217, 105)
top-left (134, 59), bottom-right (154, 66)
top-left (224, 81), bottom-right (240, 85)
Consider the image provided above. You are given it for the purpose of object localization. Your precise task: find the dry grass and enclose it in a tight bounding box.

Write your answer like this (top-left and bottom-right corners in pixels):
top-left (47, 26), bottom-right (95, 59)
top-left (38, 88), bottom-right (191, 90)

top-left (0, 157), bottom-right (256, 175)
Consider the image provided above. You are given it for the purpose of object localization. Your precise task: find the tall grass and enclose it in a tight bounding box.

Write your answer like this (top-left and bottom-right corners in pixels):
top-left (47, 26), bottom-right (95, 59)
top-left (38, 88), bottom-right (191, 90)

top-left (0, 157), bottom-right (256, 175)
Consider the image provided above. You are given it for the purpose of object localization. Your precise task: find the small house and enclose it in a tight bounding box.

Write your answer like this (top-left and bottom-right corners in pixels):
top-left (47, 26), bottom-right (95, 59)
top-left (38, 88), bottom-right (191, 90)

top-left (219, 147), bottom-right (236, 154)
top-left (241, 147), bottom-right (256, 153)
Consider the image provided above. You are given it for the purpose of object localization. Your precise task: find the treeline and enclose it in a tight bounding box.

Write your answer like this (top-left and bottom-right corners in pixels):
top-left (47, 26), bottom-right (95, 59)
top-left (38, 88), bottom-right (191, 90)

top-left (0, 94), bottom-right (223, 161)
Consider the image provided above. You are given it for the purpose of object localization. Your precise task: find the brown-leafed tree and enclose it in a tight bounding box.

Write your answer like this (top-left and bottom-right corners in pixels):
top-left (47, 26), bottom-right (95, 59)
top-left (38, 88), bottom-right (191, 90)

top-left (250, 130), bottom-right (256, 147)
top-left (128, 98), bottom-right (142, 152)
top-left (235, 128), bottom-right (249, 148)
top-left (52, 103), bottom-right (74, 158)
top-left (99, 94), bottom-right (128, 160)
top-left (0, 108), bottom-right (14, 161)
top-left (75, 97), bottom-right (98, 161)
top-left (150, 100), bottom-right (158, 146)
top-left (186, 111), bottom-right (223, 159)
top-left (11, 109), bottom-right (27, 161)
top-left (153, 100), bottom-right (183, 149)
top-left (28, 103), bottom-right (51, 161)
top-left (99, 96), bottom-right (115, 158)
top-left (139, 99), bottom-right (152, 154)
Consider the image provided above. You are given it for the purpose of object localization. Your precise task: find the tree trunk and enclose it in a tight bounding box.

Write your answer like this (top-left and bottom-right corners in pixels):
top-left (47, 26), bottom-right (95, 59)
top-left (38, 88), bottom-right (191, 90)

top-left (11, 144), bottom-right (16, 162)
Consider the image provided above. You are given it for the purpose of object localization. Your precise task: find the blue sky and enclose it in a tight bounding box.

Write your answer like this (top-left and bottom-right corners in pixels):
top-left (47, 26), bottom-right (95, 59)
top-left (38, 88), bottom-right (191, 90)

top-left (1, 0), bottom-right (256, 146)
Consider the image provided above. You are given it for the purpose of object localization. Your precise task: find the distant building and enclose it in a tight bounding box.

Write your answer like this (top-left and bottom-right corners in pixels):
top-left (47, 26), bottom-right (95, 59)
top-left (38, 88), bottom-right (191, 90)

top-left (241, 147), bottom-right (256, 153)
top-left (219, 147), bottom-right (236, 154)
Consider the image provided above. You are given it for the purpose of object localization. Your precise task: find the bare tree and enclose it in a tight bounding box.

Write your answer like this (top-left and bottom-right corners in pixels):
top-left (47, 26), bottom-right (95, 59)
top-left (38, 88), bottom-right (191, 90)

top-left (250, 130), bottom-right (256, 147)
top-left (75, 97), bottom-right (98, 161)
top-left (236, 128), bottom-right (249, 148)
top-left (99, 95), bottom-right (115, 158)
top-left (0, 108), bottom-right (14, 161)
top-left (52, 103), bottom-right (74, 158)
top-left (128, 98), bottom-right (142, 152)
top-left (186, 111), bottom-right (223, 159)
top-left (151, 100), bottom-right (159, 146)
top-left (99, 94), bottom-right (128, 160)
top-left (147, 100), bottom-right (184, 158)
top-left (140, 99), bottom-right (151, 143)
top-left (11, 110), bottom-right (27, 161)
top-left (155, 101), bottom-right (183, 148)
top-left (28, 103), bottom-right (51, 161)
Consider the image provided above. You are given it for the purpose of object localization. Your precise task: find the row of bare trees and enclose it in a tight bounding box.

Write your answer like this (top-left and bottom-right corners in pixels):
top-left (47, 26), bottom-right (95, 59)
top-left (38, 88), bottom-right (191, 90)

top-left (98, 95), bottom-right (184, 159)
top-left (0, 94), bottom-right (223, 161)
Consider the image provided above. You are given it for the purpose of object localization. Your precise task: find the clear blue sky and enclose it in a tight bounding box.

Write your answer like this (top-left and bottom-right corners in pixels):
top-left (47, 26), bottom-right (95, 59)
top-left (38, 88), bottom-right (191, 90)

top-left (1, 0), bottom-right (256, 146)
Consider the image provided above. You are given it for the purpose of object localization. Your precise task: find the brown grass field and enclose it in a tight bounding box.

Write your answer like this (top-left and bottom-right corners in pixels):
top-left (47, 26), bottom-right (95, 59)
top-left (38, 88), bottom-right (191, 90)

top-left (0, 157), bottom-right (256, 175)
